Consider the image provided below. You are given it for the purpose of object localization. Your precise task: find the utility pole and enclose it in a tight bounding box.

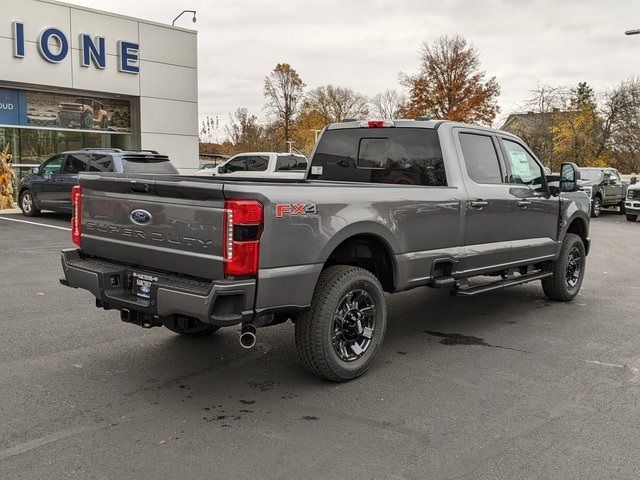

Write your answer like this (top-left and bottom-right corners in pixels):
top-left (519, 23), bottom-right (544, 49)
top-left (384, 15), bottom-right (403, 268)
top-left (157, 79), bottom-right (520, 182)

top-left (285, 141), bottom-right (294, 154)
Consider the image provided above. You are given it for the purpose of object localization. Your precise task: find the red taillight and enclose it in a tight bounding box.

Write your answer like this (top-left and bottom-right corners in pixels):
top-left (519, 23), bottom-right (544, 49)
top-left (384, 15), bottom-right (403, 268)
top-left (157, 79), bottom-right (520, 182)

top-left (223, 200), bottom-right (263, 277)
top-left (71, 185), bottom-right (82, 246)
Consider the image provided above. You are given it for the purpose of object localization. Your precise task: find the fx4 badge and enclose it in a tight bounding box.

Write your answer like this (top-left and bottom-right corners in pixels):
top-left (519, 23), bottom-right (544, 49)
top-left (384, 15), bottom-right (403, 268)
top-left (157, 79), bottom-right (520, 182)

top-left (276, 203), bottom-right (319, 218)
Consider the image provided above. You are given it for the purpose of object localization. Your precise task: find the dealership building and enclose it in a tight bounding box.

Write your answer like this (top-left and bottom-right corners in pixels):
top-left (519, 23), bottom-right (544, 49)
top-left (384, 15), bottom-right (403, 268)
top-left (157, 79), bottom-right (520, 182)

top-left (1, 0), bottom-right (199, 188)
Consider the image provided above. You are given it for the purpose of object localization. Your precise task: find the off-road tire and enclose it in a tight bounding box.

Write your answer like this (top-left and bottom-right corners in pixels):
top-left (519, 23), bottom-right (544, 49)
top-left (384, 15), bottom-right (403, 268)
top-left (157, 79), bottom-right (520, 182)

top-left (81, 112), bottom-right (93, 129)
top-left (591, 196), bottom-right (602, 217)
top-left (295, 265), bottom-right (387, 382)
top-left (542, 233), bottom-right (586, 302)
top-left (626, 214), bottom-right (638, 222)
top-left (19, 190), bottom-right (40, 217)
top-left (164, 321), bottom-right (220, 337)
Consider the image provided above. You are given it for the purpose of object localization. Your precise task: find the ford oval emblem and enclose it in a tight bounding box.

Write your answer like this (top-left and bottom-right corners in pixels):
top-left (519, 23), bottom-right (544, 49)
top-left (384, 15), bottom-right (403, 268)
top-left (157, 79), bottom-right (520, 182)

top-left (140, 285), bottom-right (151, 294)
top-left (130, 209), bottom-right (152, 225)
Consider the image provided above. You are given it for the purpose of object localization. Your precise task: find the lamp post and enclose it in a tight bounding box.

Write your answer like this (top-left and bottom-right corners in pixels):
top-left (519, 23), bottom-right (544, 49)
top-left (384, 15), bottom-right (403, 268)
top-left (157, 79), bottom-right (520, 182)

top-left (172, 10), bottom-right (197, 26)
top-left (311, 129), bottom-right (322, 143)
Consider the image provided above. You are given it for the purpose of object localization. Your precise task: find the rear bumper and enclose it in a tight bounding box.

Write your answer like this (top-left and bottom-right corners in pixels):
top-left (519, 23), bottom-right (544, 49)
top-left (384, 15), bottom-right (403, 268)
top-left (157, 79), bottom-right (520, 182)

top-left (60, 248), bottom-right (255, 326)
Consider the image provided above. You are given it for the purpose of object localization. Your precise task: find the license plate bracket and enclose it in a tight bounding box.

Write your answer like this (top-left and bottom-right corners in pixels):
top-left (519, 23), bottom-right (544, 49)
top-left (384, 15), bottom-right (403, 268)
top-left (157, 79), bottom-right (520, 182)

top-left (132, 272), bottom-right (159, 299)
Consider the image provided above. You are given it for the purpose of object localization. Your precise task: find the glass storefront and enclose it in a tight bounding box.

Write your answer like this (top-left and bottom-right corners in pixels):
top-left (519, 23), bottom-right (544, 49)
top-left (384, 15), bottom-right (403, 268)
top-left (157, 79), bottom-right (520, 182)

top-left (1, 127), bottom-right (133, 197)
top-left (0, 86), bottom-right (136, 200)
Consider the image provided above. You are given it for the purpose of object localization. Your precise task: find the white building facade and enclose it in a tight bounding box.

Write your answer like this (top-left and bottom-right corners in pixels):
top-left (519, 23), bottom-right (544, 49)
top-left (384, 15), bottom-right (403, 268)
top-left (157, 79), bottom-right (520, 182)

top-left (0, 0), bottom-right (199, 184)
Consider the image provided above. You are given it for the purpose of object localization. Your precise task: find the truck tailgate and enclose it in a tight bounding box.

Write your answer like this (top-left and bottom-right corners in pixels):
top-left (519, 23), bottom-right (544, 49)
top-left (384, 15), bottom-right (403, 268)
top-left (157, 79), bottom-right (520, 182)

top-left (79, 174), bottom-right (226, 280)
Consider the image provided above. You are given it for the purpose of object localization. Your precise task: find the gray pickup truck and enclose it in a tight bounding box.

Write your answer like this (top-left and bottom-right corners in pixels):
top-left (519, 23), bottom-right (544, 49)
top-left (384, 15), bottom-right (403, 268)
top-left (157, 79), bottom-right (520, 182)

top-left (60, 120), bottom-right (591, 381)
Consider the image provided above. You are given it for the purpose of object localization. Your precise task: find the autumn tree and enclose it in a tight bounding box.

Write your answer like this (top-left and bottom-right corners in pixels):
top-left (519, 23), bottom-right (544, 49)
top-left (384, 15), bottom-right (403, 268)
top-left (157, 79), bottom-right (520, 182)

top-left (263, 63), bottom-right (306, 146)
top-left (551, 82), bottom-right (610, 168)
top-left (371, 89), bottom-right (405, 119)
top-left (606, 78), bottom-right (640, 173)
top-left (303, 85), bottom-right (369, 123)
top-left (399, 35), bottom-right (500, 125)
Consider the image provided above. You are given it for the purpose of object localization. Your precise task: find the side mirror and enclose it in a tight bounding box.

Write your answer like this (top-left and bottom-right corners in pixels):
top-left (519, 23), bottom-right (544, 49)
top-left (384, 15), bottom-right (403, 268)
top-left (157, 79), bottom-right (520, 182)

top-left (631, 176), bottom-right (637, 185)
top-left (560, 162), bottom-right (580, 192)
top-left (31, 167), bottom-right (39, 174)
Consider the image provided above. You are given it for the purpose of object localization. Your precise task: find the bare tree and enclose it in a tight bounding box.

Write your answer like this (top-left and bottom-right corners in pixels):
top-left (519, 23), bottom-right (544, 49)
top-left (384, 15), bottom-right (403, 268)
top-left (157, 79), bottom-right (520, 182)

top-left (370, 89), bottom-right (406, 119)
top-left (303, 85), bottom-right (369, 123)
top-left (263, 63), bottom-right (306, 144)
top-left (399, 35), bottom-right (500, 125)
top-left (225, 108), bottom-right (267, 152)
top-left (199, 115), bottom-right (220, 144)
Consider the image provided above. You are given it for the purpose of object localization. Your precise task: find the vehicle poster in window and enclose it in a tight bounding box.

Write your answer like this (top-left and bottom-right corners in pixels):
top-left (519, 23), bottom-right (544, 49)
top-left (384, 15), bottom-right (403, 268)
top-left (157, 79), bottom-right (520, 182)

top-left (25, 91), bottom-right (131, 133)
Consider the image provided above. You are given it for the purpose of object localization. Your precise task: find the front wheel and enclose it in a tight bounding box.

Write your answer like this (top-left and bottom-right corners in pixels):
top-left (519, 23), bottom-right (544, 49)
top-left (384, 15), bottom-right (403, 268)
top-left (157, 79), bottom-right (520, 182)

top-left (295, 265), bottom-right (387, 382)
top-left (591, 197), bottom-right (602, 217)
top-left (542, 233), bottom-right (586, 302)
top-left (627, 214), bottom-right (638, 222)
top-left (19, 190), bottom-right (40, 217)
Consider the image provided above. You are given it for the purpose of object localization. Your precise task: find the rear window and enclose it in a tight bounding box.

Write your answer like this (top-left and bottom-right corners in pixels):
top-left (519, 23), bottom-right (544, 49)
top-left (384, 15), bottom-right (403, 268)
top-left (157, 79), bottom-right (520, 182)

top-left (276, 155), bottom-right (308, 171)
top-left (120, 155), bottom-right (179, 174)
top-left (310, 128), bottom-right (446, 186)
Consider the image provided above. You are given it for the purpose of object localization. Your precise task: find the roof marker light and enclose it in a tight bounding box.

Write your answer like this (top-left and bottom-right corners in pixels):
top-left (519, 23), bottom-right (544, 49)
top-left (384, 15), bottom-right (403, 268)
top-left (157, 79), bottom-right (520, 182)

top-left (360, 120), bottom-right (395, 128)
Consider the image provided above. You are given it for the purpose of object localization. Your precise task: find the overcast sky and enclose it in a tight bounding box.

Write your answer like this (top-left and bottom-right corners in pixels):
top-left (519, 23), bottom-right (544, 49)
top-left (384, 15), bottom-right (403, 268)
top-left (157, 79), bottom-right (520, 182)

top-left (66, 0), bottom-right (639, 132)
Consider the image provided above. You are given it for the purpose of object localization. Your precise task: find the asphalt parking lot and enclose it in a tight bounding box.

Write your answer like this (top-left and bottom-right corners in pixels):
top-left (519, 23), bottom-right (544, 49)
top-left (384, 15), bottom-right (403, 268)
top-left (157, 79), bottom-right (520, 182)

top-left (1, 209), bottom-right (639, 479)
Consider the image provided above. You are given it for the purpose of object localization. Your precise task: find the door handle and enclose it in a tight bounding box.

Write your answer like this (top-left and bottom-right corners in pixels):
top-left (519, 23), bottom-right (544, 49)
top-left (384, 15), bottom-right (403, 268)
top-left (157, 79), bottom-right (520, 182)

top-left (468, 200), bottom-right (488, 209)
top-left (517, 199), bottom-right (532, 209)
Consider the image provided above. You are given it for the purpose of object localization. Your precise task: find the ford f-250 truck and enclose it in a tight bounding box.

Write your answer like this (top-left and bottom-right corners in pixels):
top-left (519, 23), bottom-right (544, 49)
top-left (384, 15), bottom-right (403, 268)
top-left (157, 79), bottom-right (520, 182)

top-left (60, 119), bottom-right (591, 381)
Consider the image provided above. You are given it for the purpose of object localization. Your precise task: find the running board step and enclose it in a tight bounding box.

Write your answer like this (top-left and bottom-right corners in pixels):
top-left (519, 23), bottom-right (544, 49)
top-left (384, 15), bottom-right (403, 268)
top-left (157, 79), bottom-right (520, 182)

top-left (454, 271), bottom-right (553, 297)
top-left (430, 277), bottom-right (456, 288)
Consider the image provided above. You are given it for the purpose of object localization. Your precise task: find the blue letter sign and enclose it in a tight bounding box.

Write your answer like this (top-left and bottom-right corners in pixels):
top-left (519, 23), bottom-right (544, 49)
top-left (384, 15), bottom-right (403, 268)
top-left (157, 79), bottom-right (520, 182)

top-left (12, 22), bottom-right (25, 58)
top-left (38, 27), bottom-right (69, 63)
top-left (118, 41), bottom-right (139, 74)
top-left (80, 34), bottom-right (106, 69)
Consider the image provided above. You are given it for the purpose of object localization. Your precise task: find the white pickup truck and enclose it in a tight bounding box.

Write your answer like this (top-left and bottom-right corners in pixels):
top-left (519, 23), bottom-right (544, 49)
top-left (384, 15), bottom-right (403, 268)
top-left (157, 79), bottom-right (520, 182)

top-left (195, 152), bottom-right (308, 179)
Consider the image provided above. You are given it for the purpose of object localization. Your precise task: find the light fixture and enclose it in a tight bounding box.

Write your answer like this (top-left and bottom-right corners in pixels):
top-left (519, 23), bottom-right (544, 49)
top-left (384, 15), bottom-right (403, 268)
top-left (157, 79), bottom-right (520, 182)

top-left (172, 10), bottom-right (197, 26)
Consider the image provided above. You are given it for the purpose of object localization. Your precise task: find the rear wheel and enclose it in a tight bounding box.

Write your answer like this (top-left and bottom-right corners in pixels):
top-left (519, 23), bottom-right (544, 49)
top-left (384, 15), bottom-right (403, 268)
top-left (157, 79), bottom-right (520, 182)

top-left (591, 196), bottom-right (602, 217)
top-left (542, 233), bottom-right (586, 302)
top-left (295, 265), bottom-right (387, 382)
top-left (19, 190), bottom-right (39, 217)
top-left (627, 214), bottom-right (638, 222)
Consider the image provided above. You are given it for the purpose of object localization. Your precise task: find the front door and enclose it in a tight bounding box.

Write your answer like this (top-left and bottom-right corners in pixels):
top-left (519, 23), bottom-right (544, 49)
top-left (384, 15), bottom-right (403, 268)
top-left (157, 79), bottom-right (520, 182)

top-left (455, 129), bottom-right (519, 274)
top-left (498, 137), bottom-right (560, 261)
top-left (603, 170), bottom-right (623, 205)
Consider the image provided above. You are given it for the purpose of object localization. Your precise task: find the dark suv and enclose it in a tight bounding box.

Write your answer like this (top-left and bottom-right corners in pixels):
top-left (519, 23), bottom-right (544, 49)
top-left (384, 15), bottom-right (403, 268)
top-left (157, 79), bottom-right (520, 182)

top-left (18, 149), bottom-right (178, 217)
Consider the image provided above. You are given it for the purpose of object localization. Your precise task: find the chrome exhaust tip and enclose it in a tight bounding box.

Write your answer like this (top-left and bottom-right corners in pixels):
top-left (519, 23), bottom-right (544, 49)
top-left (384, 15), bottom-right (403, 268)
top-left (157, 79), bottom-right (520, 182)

top-left (239, 324), bottom-right (257, 349)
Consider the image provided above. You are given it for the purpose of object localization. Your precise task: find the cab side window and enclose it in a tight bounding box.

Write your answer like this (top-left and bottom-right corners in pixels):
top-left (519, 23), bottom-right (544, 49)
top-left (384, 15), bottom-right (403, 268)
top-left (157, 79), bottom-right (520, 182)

top-left (459, 133), bottom-right (503, 184)
top-left (247, 156), bottom-right (269, 172)
top-left (40, 155), bottom-right (65, 176)
top-left (88, 154), bottom-right (114, 172)
top-left (502, 139), bottom-right (544, 191)
top-left (62, 153), bottom-right (90, 174)
top-left (224, 157), bottom-right (248, 172)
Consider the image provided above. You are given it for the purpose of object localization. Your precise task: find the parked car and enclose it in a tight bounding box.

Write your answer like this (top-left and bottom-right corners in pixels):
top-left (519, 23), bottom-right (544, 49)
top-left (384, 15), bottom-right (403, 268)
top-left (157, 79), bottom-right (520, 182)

top-left (195, 152), bottom-right (308, 179)
top-left (624, 177), bottom-right (640, 222)
top-left (18, 149), bottom-right (178, 217)
top-left (58, 98), bottom-right (110, 130)
top-left (60, 119), bottom-right (590, 382)
top-left (578, 167), bottom-right (629, 217)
